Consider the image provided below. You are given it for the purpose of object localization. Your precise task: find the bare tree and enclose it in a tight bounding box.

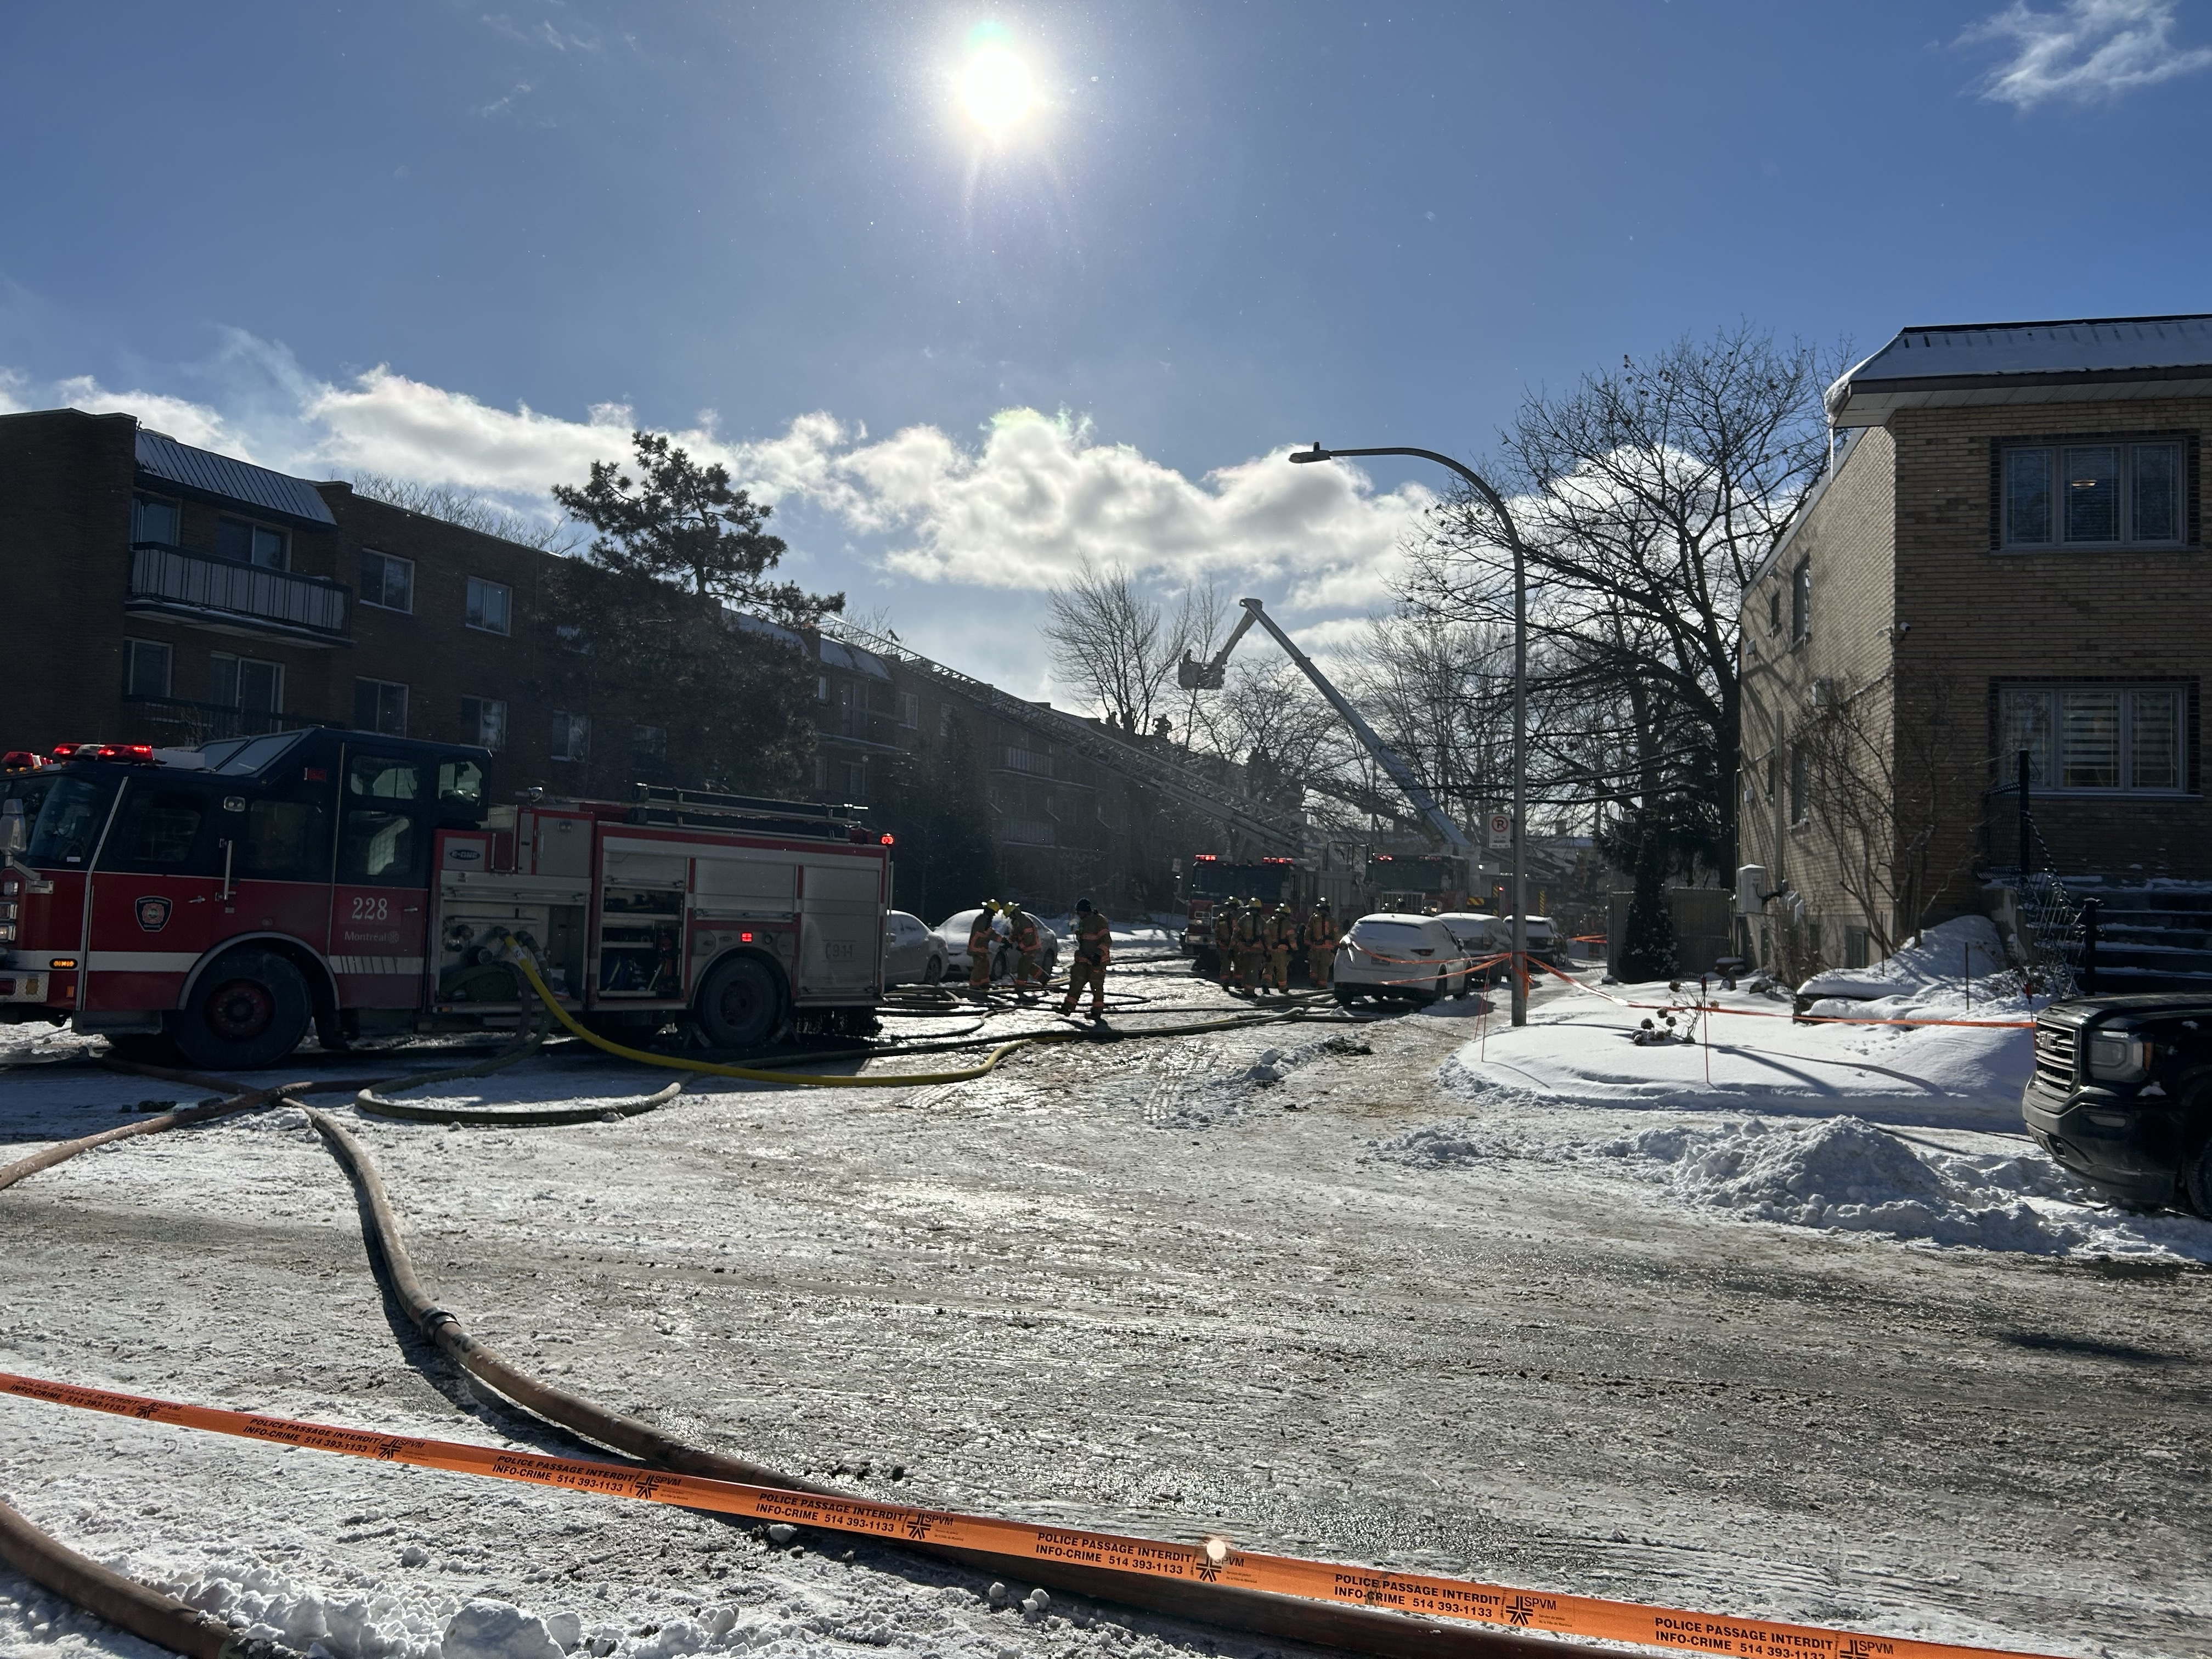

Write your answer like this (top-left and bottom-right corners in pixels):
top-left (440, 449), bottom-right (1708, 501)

top-left (1795, 673), bottom-right (1983, 955)
top-left (1043, 561), bottom-right (1194, 735)
top-left (1400, 324), bottom-right (1834, 879)
top-left (350, 472), bottom-right (584, 555)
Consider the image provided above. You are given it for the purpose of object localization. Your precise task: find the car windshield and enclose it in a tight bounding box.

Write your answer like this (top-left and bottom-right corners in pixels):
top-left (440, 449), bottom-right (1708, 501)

top-left (216, 731), bottom-right (306, 776)
top-left (25, 775), bottom-right (120, 866)
top-left (1351, 921), bottom-right (1432, 946)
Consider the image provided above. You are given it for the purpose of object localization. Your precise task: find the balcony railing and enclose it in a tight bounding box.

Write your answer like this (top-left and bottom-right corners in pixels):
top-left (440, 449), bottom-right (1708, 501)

top-left (1002, 746), bottom-right (1054, 778)
top-left (128, 543), bottom-right (349, 639)
top-left (121, 696), bottom-right (298, 747)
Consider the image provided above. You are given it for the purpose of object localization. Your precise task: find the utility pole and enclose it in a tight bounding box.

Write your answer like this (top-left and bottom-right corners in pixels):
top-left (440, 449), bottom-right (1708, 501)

top-left (1290, 443), bottom-right (1533, 1025)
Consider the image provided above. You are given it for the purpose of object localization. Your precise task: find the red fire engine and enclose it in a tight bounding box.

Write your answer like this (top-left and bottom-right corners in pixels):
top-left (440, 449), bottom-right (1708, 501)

top-left (1, 729), bottom-right (892, 1068)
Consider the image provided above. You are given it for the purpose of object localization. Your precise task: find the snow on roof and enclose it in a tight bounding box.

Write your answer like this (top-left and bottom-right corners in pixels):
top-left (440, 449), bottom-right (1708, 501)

top-left (819, 637), bottom-right (893, 681)
top-left (1827, 314), bottom-right (2212, 426)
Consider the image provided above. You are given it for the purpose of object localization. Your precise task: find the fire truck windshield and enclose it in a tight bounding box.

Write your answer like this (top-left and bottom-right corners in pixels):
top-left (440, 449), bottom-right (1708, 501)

top-left (23, 775), bottom-right (118, 866)
top-left (1189, 863), bottom-right (1294, 903)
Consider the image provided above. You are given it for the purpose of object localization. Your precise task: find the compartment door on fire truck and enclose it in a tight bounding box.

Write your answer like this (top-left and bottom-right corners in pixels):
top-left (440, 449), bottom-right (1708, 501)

top-left (329, 749), bottom-right (431, 1007)
top-left (797, 858), bottom-right (881, 997)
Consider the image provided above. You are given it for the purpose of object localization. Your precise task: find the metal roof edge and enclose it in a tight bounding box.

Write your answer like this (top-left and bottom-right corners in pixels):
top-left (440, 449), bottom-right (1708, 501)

top-left (1894, 311), bottom-right (2212, 334)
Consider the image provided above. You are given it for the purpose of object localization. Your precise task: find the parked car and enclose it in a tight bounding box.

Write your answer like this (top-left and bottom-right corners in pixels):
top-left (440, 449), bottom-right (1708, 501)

top-left (1486, 913), bottom-right (1560, 968)
top-left (2022, 994), bottom-right (2212, 1215)
top-left (882, 910), bottom-right (948, 986)
top-left (1334, 913), bottom-right (1475, 1006)
top-left (933, 907), bottom-right (1060, 984)
top-left (1434, 911), bottom-right (1498, 959)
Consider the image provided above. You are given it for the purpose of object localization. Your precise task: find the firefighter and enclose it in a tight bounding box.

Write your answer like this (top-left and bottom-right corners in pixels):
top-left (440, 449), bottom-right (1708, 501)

top-left (966, 902), bottom-right (1001, 997)
top-left (1233, 898), bottom-right (1267, 996)
top-left (1265, 901), bottom-right (1294, 994)
top-left (1305, 898), bottom-right (1340, 988)
top-left (1007, 902), bottom-right (1046, 996)
top-left (1213, 898), bottom-right (1242, 990)
top-left (1058, 897), bottom-right (1111, 1021)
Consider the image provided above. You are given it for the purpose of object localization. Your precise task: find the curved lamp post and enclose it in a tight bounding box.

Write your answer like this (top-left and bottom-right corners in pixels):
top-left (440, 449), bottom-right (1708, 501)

top-left (1288, 443), bottom-right (1531, 1026)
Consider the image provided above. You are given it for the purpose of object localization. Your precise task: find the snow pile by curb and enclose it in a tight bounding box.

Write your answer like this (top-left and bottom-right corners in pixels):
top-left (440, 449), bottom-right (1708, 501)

top-left (1796, 916), bottom-right (2009, 1005)
top-left (1598, 1115), bottom-right (2212, 1260)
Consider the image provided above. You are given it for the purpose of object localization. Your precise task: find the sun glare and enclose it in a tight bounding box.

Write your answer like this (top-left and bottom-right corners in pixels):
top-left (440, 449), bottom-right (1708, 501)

top-left (961, 42), bottom-right (1034, 131)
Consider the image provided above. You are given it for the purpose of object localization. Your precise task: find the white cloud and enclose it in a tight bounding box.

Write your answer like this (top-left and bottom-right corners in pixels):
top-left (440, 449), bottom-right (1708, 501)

top-left (819, 408), bottom-right (1431, 601)
top-left (1961, 0), bottom-right (2212, 107)
top-left (1, 347), bottom-right (1432, 621)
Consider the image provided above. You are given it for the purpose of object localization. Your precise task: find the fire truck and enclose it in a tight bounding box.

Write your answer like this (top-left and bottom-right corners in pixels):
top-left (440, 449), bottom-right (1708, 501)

top-left (0, 729), bottom-right (893, 1068)
top-left (1178, 845), bottom-right (1370, 974)
top-left (1366, 851), bottom-right (1478, 916)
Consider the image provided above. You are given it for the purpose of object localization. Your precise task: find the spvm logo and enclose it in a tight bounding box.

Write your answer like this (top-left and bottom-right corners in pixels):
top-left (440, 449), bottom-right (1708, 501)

top-left (134, 896), bottom-right (172, 932)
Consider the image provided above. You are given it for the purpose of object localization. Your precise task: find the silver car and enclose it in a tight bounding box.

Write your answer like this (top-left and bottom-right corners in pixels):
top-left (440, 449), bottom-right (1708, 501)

top-left (934, 907), bottom-right (1059, 983)
top-left (883, 910), bottom-right (949, 986)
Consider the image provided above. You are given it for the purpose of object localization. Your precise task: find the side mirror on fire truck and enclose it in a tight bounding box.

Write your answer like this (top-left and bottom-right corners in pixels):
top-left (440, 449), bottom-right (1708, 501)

top-left (1, 798), bottom-right (25, 857)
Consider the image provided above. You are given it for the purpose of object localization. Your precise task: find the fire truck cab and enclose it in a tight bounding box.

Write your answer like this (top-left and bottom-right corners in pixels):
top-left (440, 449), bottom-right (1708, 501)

top-left (1180, 849), bottom-right (1369, 975)
top-left (1, 729), bottom-right (891, 1067)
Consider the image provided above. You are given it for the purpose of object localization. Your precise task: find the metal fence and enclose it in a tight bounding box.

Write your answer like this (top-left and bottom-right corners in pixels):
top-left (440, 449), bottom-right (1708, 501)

top-left (128, 543), bottom-right (348, 636)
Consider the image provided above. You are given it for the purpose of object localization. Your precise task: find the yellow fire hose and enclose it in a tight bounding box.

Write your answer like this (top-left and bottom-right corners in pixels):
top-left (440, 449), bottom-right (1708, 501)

top-left (514, 956), bottom-right (1347, 1089)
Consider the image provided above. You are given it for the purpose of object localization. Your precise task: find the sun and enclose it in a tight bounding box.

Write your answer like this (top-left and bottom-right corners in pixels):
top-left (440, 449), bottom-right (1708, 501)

top-left (961, 42), bottom-right (1034, 131)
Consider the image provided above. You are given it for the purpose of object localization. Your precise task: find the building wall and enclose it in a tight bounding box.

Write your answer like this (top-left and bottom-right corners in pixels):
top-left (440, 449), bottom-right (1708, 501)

top-left (1739, 425), bottom-right (1899, 964)
top-left (1889, 397), bottom-right (2212, 898)
top-left (0, 410), bottom-right (148, 746)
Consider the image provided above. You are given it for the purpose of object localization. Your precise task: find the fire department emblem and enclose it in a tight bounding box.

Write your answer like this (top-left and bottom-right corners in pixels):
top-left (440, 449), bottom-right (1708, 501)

top-left (134, 896), bottom-right (172, 933)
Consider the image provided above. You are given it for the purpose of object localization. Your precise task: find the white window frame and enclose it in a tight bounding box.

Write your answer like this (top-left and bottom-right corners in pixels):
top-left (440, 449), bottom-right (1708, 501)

top-left (359, 549), bottom-right (415, 613)
top-left (1997, 682), bottom-right (2190, 797)
top-left (354, 677), bottom-right (409, 738)
top-left (461, 696), bottom-right (507, 752)
top-left (550, 710), bottom-right (590, 763)
top-left (122, 638), bottom-right (172, 699)
top-left (2001, 439), bottom-right (2188, 550)
top-left (465, 575), bottom-right (513, 635)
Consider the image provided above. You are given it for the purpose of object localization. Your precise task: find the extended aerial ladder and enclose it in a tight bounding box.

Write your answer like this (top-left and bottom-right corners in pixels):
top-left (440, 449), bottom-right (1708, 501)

top-left (1178, 598), bottom-right (1476, 854)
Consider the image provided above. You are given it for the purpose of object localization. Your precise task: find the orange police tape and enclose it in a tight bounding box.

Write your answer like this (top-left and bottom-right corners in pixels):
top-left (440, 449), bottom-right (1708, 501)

top-left (1520, 957), bottom-right (2039, 1031)
top-left (0, 1370), bottom-right (2054, 1659)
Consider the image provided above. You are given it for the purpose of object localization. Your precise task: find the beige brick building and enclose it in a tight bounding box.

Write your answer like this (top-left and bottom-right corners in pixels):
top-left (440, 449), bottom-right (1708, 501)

top-left (1739, 315), bottom-right (2211, 975)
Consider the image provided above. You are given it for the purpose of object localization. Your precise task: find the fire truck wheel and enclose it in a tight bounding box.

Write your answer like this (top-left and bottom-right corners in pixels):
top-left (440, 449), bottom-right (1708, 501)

top-left (695, 955), bottom-right (783, 1049)
top-left (171, 949), bottom-right (311, 1070)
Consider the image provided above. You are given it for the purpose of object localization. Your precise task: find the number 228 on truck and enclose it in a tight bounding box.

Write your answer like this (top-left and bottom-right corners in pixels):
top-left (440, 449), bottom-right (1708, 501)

top-left (0, 729), bottom-right (893, 1067)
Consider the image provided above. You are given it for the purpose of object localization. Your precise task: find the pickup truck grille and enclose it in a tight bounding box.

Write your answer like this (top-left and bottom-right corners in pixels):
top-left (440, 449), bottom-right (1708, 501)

top-left (2033, 1018), bottom-right (2078, 1091)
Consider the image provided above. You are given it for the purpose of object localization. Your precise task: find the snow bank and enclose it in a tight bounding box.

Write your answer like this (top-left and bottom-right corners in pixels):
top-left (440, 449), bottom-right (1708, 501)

top-left (1439, 961), bottom-right (2040, 1128)
top-left (1602, 1115), bottom-right (2212, 1260)
top-left (1796, 916), bottom-right (2010, 1005)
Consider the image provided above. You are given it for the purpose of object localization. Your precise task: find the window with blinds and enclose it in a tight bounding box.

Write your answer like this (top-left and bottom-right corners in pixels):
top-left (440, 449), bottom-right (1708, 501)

top-left (1997, 684), bottom-right (2188, 794)
top-left (2001, 441), bottom-right (2186, 548)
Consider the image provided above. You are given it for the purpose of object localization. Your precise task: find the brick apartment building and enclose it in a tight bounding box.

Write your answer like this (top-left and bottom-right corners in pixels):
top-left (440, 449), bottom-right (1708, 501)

top-left (0, 406), bottom-right (1223, 919)
top-left (1739, 314), bottom-right (2211, 972)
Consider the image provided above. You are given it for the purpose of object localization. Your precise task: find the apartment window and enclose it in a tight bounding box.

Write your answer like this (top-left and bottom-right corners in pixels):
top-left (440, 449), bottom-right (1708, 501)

top-left (556, 624), bottom-right (589, 653)
top-left (1790, 561), bottom-right (1810, 642)
top-left (2002, 440), bottom-right (2186, 548)
top-left (217, 517), bottom-right (288, 570)
top-left (465, 575), bottom-right (512, 635)
top-left (210, 653), bottom-right (284, 718)
top-left (122, 639), bottom-right (172, 698)
top-left (359, 549), bottom-right (415, 613)
top-left (461, 696), bottom-right (507, 751)
top-left (1998, 683), bottom-right (2188, 794)
top-left (938, 704), bottom-right (955, 738)
top-left (815, 675), bottom-right (831, 703)
top-left (1789, 746), bottom-right (1809, 826)
top-left (131, 494), bottom-right (180, 546)
top-left (550, 711), bottom-right (590, 763)
top-left (1767, 586), bottom-right (1781, 636)
top-left (633, 723), bottom-right (664, 758)
top-left (897, 691), bottom-right (920, 728)
top-left (354, 678), bottom-right (409, 738)
top-left (814, 755), bottom-right (831, 793)
top-left (842, 759), bottom-right (866, 797)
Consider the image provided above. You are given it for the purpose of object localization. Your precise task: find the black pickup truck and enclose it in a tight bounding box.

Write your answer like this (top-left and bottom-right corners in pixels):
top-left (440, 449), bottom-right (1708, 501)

top-left (2023, 995), bottom-right (2212, 1216)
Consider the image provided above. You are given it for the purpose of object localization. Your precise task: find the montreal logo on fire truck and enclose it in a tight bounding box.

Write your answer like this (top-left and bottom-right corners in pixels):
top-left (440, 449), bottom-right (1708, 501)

top-left (135, 897), bottom-right (172, 933)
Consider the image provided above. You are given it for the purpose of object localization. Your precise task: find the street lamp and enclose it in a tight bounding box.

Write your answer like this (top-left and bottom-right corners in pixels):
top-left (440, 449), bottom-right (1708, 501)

top-left (1289, 442), bottom-right (1532, 1026)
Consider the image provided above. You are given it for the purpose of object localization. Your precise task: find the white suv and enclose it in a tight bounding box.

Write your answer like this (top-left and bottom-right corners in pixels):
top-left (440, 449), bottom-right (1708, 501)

top-left (1334, 913), bottom-right (1476, 1006)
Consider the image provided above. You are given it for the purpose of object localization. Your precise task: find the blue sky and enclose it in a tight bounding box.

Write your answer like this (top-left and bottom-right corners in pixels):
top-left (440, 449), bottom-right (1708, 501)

top-left (4, 1), bottom-right (2210, 692)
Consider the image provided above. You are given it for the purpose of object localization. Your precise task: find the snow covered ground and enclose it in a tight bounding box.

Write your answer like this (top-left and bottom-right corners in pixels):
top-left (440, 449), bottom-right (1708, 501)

top-left (1, 955), bottom-right (2208, 1659)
